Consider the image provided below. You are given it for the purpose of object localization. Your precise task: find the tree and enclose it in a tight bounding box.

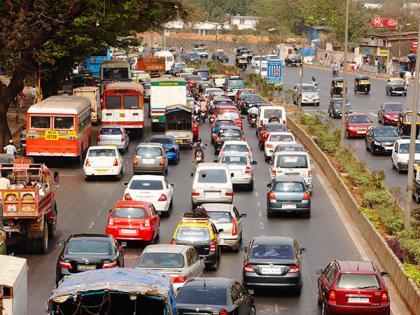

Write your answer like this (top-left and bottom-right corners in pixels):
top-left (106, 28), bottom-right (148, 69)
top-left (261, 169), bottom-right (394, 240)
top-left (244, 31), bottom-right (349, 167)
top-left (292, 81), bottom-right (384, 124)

top-left (0, 0), bottom-right (188, 147)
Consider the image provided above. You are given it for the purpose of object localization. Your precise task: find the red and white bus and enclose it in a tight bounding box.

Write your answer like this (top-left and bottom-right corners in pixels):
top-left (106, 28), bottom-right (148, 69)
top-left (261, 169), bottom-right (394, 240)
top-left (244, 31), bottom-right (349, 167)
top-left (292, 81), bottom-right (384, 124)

top-left (26, 95), bottom-right (91, 161)
top-left (102, 82), bottom-right (144, 132)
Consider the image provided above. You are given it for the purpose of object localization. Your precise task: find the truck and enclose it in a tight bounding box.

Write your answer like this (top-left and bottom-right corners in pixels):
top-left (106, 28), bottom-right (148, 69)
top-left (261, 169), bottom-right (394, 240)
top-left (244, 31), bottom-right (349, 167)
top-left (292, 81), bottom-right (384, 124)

top-left (165, 104), bottom-right (193, 148)
top-left (150, 78), bottom-right (187, 131)
top-left (100, 60), bottom-right (131, 83)
top-left (136, 56), bottom-right (165, 77)
top-left (0, 161), bottom-right (58, 254)
top-left (0, 255), bottom-right (27, 315)
top-left (73, 86), bottom-right (101, 125)
top-left (85, 49), bottom-right (112, 78)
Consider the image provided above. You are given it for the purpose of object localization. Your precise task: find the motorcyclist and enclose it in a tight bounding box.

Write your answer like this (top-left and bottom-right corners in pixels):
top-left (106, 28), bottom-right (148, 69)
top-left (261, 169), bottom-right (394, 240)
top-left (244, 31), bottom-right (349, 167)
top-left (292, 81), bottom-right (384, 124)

top-left (331, 62), bottom-right (339, 76)
top-left (192, 138), bottom-right (206, 164)
top-left (199, 97), bottom-right (207, 122)
top-left (311, 76), bottom-right (318, 88)
top-left (247, 106), bottom-right (259, 124)
top-left (192, 119), bottom-right (199, 142)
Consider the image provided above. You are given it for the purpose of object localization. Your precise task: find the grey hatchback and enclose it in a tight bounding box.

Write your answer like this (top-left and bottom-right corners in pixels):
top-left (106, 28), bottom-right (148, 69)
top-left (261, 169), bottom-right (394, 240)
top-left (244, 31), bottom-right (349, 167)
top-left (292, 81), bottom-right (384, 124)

top-left (266, 175), bottom-right (311, 218)
top-left (133, 143), bottom-right (168, 175)
top-left (97, 126), bottom-right (129, 152)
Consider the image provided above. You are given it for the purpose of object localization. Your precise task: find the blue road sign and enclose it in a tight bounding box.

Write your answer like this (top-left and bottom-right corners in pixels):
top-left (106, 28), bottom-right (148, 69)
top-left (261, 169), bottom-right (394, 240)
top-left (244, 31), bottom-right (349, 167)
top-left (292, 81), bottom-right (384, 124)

top-left (267, 60), bottom-right (283, 85)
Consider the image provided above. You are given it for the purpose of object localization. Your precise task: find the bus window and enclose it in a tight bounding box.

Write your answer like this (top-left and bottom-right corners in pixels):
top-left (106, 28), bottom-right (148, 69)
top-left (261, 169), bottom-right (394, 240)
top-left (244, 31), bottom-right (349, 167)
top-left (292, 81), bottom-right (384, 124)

top-left (31, 116), bottom-right (50, 129)
top-left (103, 68), bottom-right (128, 80)
top-left (123, 95), bottom-right (139, 109)
top-left (54, 117), bottom-right (74, 130)
top-left (105, 95), bottom-right (121, 109)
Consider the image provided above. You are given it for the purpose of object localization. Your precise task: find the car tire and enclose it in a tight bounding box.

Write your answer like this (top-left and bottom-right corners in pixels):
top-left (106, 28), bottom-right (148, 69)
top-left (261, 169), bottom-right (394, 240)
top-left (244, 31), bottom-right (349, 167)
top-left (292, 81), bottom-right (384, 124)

top-left (321, 301), bottom-right (329, 315)
top-left (303, 211), bottom-right (311, 219)
top-left (48, 203), bottom-right (57, 239)
top-left (267, 210), bottom-right (273, 218)
top-left (210, 251), bottom-right (219, 271)
top-left (249, 305), bottom-right (256, 315)
top-left (117, 168), bottom-right (123, 180)
top-left (293, 286), bottom-right (302, 296)
top-left (36, 221), bottom-right (49, 255)
top-left (259, 142), bottom-right (263, 150)
top-left (415, 192), bottom-right (420, 204)
top-left (248, 181), bottom-right (254, 192)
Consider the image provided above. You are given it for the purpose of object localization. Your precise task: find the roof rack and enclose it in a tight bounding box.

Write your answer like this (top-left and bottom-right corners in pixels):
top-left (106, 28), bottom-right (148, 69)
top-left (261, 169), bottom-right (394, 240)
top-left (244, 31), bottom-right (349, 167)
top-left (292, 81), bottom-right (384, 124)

top-left (182, 207), bottom-right (209, 220)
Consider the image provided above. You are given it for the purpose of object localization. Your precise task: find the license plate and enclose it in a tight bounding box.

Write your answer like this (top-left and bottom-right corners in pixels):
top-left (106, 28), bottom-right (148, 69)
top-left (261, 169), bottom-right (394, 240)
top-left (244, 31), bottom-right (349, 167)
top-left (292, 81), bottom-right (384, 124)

top-left (120, 229), bottom-right (137, 235)
top-left (96, 169), bottom-right (109, 173)
top-left (282, 204), bottom-right (297, 209)
top-left (206, 192), bottom-right (220, 198)
top-left (45, 130), bottom-right (59, 140)
top-left (119, 113), bottom-right (125, 118)
top-left (348, 297), bottom-right (369, 303)
top-left (261, 267), bottom-right (283, 274)
top-left (285, 173), bottom-right (300, 176)
top-left (142, 159), bottom-right (154, 164)
top-left (176, 139), bottom-right (182, 143)
top-left (78, 265), bottom-right (96, 271)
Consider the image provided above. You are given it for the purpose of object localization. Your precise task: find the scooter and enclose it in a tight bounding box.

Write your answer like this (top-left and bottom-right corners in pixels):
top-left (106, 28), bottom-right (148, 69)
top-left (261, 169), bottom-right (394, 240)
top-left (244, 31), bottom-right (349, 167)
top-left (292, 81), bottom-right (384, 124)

top-left (200, 110), bottom-right (207, 123)
top-left (209, 114), bottom-right (216, 124)
top-left (248, 114), bottom-right (257, 127)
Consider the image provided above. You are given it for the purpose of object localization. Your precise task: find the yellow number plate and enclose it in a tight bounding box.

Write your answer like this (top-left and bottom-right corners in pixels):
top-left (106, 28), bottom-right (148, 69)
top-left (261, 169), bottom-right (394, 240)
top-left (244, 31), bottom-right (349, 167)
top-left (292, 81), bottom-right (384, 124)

top-left (119, 113), bottom-right (125, 118)
top-left (68, 130), bottom-right (76, 137)
top-left (45, 130), bottom-right (59, 140)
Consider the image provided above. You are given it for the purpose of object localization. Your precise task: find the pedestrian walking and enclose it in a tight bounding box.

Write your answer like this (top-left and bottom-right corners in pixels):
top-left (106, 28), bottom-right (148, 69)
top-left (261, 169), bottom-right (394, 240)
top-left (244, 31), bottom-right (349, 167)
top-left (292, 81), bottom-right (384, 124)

top-left (4, 140), bottom-right (17, 157)
top-left (31, 85), bottom-right (38, 104)
top-left (17, 90), bottom-right (24, 108)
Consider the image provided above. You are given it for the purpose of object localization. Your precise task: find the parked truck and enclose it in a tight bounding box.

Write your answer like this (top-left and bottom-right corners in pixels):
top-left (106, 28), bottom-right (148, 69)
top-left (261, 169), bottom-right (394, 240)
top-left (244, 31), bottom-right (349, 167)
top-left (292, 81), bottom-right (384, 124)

top-left (150, 78), bottom-right (187, 131)
top-left (0, 161), bottom-right (58, 254)
top-left (0, 255), bottom-right (27, 315)
top-left (73, 86), bottom-right (101, 125)
top-left (136, 56), bottom-right (165, 78)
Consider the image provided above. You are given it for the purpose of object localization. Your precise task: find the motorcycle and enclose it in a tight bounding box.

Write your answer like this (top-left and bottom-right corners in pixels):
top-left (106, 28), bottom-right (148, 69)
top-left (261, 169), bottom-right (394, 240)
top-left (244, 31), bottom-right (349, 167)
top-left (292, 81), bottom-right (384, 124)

top-left (200, 110), bottom-right (207, 123)
top-left (332, 68), bottom-right (339, 77)
top-left (248, 114), bottom-right (257, 127)
top-left (209, 114), bottom-right (216, 124)
top-left (194, 150), bottom-right (204, 163)
top-left (20, 127), bottom-right (26, 155)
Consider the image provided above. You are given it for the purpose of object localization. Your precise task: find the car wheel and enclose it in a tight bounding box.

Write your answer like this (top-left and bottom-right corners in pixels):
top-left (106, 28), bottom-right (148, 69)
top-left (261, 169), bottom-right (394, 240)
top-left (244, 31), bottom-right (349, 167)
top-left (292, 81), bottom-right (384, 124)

top-left (386, 89), bottom-right (388, 95)
top-left (249, 305), bottom-right (256, 315)
top-left (265, 155), bottom-right (270, 163)
top-left (164, 167), bottom-right (168, 175)
top-left (117, 168), bottom-right (123, 180)
top-left (321, 301), bottom-right (329, 315)
top-left (248, 181), bottom-right (254, 192)
top-left (415, 192), bottom-right (420, 204)
top-left (210, 252), bottom-right (219, 271)
top-left (293, 286), bottom-right (302, 296)
top-left (48, 203), bottom-right (57, 239)
top-left (267, 210), bottom-right (273, 218)
top-left (303, 211), bottom-right (310, 218)
top-left (259, 142), bottom-right (263, 150)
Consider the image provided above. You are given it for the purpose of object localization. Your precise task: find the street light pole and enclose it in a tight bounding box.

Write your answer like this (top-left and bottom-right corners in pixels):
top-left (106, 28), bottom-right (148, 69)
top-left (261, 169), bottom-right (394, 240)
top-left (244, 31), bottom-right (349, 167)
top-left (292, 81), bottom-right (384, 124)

top-left (259, 31), bottom-right (263, 76)
top-left (404, 20), bottom-right (420, 229)
top-left (340, 0), bottom-right (349, 144)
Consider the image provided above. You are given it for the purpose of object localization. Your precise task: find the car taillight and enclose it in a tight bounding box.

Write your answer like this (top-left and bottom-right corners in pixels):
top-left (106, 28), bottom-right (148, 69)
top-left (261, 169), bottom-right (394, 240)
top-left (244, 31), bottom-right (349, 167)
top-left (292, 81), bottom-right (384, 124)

top-left (113, 158), bottom-right (119, 166)
top-left (262, 132), bottom-right (269, 140)
top-left (133, 157), bottom-right (138, 165)
top-left (210, 241), bottom-right (216, 252)
top-left (303, 192), bottom-right (310, 201)
top-left (271, 170), bottom-right (276, 177)
top-left (225, 190), bottom-right (233, 197)
top-left (288, 265), bottom-right (299, 273)
top-left (268, 191), bottom-right (276, 200)
top-left (232, 216), bottom-right (237, 236)
top-left (97, 134), bottom-right (101, 142)
top-left (171, 275), bottom-right (187, 283)
top-left (85, 159), bottom-right (90, 167)
top-left (59, 261), bottom-right (72, 270)
top-left (170, 239), bottom-right (176, 245)
top-left (241, 101), bottom-right (246, 107)
top-left (121, 135), bottom-right (124, 142)
top-left (158, 194), bottom-right (167, 201)
top-left (102, 260), bottom-right (117, 269)
top-left (245, 166), bottom-right (252, 174)
top-left (159, 157), bottom-right (165, 166)
top-left (328, 290), bottom-right (336, 304)
top-left (108, 217), bottom-right (114, 226)
top-left (124, 193), bottom-right (132, 200)
top-left (381, 292), bottom-right (389, 302)
top-left (267, 143), bottom-right (274, 148)
top-left (308, 169), bottom-right (312, 177)
top-left (219, 310), bottom-right (228, 315)
top-left (143, 219), bottom-right (151, 227)
top-left (244, 264), bottom-right (254, 272)
top-left (192, 191), bottom-right (200, 196)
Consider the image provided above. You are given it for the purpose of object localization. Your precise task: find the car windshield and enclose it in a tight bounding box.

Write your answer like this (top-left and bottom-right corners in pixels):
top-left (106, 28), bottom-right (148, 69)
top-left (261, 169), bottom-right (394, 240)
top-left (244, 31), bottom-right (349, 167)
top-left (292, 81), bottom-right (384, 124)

top-left (176, 227), bottom-right (210, 242)
top-left (384, 104), bottom-right (403, 111)
top-left (197, 71), bottom-right (210, 79)
top-left (276, 155), bottom-right (308, 168)
top-left (263, 109), bottom-right (283, 119)
top-left (348, 115), bottom-right (370, 123)
top-left (336, 274), bottom-right (381, 290)
top-left (197, 169), bottom-right (228, 183)
top-left (220, 130), bottom-right (241, 138)
top-left (88, 148), bottom-right (116, 157)
top-left (302, 85), bottom-right (317, 92)
top-left (273, 181), bottom-right (305, 192)
top-left (399, 143), bottom-right (420, 153)
top-left (112, 207), bottom-right (147, 218)
top-left (149, 137), bottom-right (173, 145)
top-left (221, 155), bottom-right (247, 164)
top-left (215, 101), bottom-right (233, 106)
top-left (228, 79), bottom-right (245, 88)
top-left (136, 146), bottom-right (162, 156)
top-left (66, 239), bottom-right (111, 255)
top-left (269, 134), bottom-right (294, 142)
top-left (223, 144), bottom-right (247, 152)
top-left (251, 244), bottom-right (295, 259)
top-left (176, 285), bottom-right (227, 305)
top-left (215, 120), bottom-right (235, 129)
top-left (334, 100), bottom-right (351, 107)
top-left (219, 112), bottom-right (240, 120)
top-left (373, 128), bottom-right (398, 138)
top-left (207, 211), bottom-right (232, 224)
top-left (265, 124), bottom-right (286, 131)
top-left (244, 95), bottom-right (262, 102)
top-left (138, 252), bottom-right (184, 268)
top-left (129, 180), bottom-right (163, 190)
top-left (189, 53), bottom-right (199, 58)
top-left (100, 127), bottom-right (122, 135)
top-left (390, 79), bottom-right (404, 85)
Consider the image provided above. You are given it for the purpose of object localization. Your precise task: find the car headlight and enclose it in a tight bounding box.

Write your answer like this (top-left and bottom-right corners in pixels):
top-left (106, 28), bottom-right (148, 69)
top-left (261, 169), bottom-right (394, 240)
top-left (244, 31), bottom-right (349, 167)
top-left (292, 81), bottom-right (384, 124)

top-left (373, 141), bottom-right (381, 146)
top-left (349, 126), bottom-right (356, 130)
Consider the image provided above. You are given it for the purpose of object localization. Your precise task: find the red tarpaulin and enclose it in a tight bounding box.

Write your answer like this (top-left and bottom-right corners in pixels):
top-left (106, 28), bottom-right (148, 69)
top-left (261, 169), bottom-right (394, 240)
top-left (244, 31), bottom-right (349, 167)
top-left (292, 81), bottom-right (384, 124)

top-left (370, 16), bottom-right (398, 29)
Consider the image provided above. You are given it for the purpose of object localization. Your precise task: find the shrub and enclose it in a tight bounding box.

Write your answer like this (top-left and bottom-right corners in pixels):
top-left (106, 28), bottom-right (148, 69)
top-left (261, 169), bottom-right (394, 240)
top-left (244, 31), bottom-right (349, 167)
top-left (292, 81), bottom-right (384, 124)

top-left (403, 263), bottom-right (420, 287)
top-left (398, 228), bottom-right (420, 264)
top-left (359, 207), bottom-right (382, 230)
top-left (385, 236), bottom-right (407, 262)
top-left (362, 190), bottom-right (393, 209)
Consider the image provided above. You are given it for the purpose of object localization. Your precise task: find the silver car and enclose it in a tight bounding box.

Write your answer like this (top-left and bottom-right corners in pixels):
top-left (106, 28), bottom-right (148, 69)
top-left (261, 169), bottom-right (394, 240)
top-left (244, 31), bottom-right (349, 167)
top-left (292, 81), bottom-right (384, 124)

top-left (133, 143), bottom-right (168, 175)
top-left (136, 244), bottom-right (204, 291)
top-left (97, 126), bottom-right (129, 152)
top-left (293, 83), bottom-right (320, 106)
top-left (217, 152), bottom-right (257, 191)
top-left (203, 203), bottom-right (247, 252)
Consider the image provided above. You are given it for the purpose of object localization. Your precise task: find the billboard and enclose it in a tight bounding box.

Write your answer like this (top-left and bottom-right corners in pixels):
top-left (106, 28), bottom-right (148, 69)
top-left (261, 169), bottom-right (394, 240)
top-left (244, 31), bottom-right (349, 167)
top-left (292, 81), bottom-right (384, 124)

top-left (267, 60), bottom-right (283, 85)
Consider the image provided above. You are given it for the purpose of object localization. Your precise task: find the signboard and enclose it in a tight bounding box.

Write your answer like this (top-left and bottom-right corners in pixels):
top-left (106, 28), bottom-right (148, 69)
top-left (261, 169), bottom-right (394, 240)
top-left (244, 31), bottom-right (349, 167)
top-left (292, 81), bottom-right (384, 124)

top-left (370, 15), bottom-right (397, 29)
top-left (267, 60), bottom-right (283, 85)
top-left (378, 49), bottom-right (389, 57)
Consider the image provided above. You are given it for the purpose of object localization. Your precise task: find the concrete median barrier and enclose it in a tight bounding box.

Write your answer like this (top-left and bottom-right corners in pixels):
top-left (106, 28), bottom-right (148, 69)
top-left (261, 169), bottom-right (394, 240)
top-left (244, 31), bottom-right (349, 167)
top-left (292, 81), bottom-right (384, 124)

top-left (287, 116), bottom-right (420, 314)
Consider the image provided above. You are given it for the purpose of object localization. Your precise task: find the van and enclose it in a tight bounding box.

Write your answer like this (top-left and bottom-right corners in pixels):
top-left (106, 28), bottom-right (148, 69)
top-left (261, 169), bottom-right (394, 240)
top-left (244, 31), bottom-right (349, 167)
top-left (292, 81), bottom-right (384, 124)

top-left (257, 105), bottom-right (287, 129)
top-left (154, 50), bottom-right (175, 72)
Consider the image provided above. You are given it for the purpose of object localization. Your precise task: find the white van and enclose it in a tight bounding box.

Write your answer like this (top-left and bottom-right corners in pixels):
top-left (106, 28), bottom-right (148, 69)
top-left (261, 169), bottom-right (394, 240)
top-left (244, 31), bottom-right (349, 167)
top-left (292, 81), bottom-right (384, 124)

top-left (257, 105), bottom-right (287, 129)
top-left (154, 50), bottom-right (174, 72)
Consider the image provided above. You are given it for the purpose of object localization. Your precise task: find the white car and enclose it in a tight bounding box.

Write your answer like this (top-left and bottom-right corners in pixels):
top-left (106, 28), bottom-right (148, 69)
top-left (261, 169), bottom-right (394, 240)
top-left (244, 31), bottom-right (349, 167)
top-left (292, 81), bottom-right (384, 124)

top-left (123, 175), bottom-right (174, 216)
top-left (271, 151), bottom-right (313, 191)
top-left (391, 139), bottom-right (420, 173)
top-left (254, 66), bottom-right (267, 78)
top-left (218, 140), bottom-right (253, 162)
top-left (218, 152), bottom-right (257, 191)
top-left (204, 88), bottom-right (225, 100)
top-left (191, 163), bottom-right (233, 207)
top-left (251, 55), bottom-right (267, 69)
top-left (202, 203), bottom-right (247, 252)
top-left (83, 146), bottom-right (123, 180)
top-left (264, 132), bottom-right (296, 161)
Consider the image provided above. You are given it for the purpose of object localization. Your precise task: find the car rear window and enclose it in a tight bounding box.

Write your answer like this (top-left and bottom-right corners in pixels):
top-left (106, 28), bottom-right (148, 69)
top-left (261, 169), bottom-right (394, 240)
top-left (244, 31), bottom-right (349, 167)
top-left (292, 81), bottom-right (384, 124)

top-left (176, 227), bottom-right (210, 242)
top-left (207, 211), bottom-right (232, 224)
top-left (251, 244), bottom-right (294, 259)
top-left (215, 101), bottom-right (233, 106)
top-left (276, 155), bottom-right (308, 168)
top-left (136, 146), bottom-right (162, 156)
top-left (197, 169), bottom-right (228, 183)
top-left (100, 127), bottom-right (122, 135)
top-left (263, 109), bottom-right (283, 119)
top-left (273, 181), bottom-right (305, 192)
top-left (215, 120), bottom-right (235, 128)
top-left (384, 104), bottom-right (403, 111)
top-left (130, 180), bottom-right (163, 190)
top-left (176, 285), bottom-right (227, 305)
top-left (149, 137), bottom-right (172, 145)
top-left (265, 124), bottom-right (286, 132)
top-left (137, 252), bottom-right (184, 268)
top-left (219, 112), bottom-right (240, 120)
top-left (221, 155), bottom-right (247, 164)
top-left (336, 274), bottom-right (381, 290)
top-left (228, 79), bottom-right (244, 89)
top-left (244, 95), bottom-right (262, 102)
top-left (88, 148), bottom-right (116, 157)
top-left (269, 134), bottom-right (294, 142)
top-left (220, 130), bottom-right (241, 137)
top-left (66, 239), bottom-right (111, 255)
top-left (112, 207), bottom-right (148, 218)
top-left (348, 115), bottom-right (370, 123)
top-left (223, 144), bottom-right (247, 152)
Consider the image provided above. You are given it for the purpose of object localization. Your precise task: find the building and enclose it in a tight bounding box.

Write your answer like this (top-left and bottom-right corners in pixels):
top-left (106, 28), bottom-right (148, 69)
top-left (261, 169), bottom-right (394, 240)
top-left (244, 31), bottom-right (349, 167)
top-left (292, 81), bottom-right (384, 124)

top-left (230, 15), bottom-right (260, 30)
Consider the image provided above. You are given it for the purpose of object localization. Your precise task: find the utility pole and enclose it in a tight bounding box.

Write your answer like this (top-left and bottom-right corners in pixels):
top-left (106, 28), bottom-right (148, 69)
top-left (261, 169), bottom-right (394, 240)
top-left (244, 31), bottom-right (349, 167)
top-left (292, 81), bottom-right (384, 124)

top-left (259, 31), bottom-right (263, 76)
top-left (340, 0), bottom-right (349, 144)
top-left (404, 20), bottom-right (420, 229)
top-left (299, 42), bottom-right (304, 109)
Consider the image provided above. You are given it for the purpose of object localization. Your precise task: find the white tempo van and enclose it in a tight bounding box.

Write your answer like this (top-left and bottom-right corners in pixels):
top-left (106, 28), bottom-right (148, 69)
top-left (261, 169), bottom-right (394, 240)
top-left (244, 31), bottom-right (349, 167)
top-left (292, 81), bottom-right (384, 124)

top-left (257, 105), bottom-right (287, 129)
top-left (154, 50), bottom-right (175, 72)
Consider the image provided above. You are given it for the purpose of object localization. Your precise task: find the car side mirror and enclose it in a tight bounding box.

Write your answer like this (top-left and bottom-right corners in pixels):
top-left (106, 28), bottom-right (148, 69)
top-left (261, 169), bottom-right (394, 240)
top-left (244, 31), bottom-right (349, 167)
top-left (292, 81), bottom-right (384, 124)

top-left (239, 213), bottom-right (247, 219)
top-left (53, 171), bottom-right (60, 185)
top-left (380, 271), bottom-right (389, 277)
top-left (300, 248), bottom-right (307, 254)
top-left (170, 183), bottom-right (175, 187)
top-left (191, 172), bottom-right (194, 177)
top-left (252, 161), bottom-right (257, 165)
top-left (109, 209), bottom-right (112, 213)
top-left (58, 240), bottom-right (65, 246)
top-left (315, 269), bottom-right (323, 275)
top-left (231, 173), bottom-right (234, 177)
top-left (213, 159), bottom-right (218, 163)
top-left (267, 182), bottom-right (271, 187)
top-left (218, 228), bottom-right (224, 233)
top-left (123, 182), bottom-right (128, 186)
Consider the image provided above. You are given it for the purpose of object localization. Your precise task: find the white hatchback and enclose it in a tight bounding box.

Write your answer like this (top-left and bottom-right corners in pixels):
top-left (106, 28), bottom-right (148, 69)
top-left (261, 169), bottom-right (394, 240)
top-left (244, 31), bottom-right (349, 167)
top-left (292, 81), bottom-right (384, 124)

top-left (123, 175), bottom-right (174, 216)
top-left (218, 140), bottom-right (253, 162)
top-left (264, 132), bottom-right (296, 161)
top-left (391, 139), bottom-right (420, 173)
top-left (217, 152), bottom-right (256, 191)
top-left (83, 146), bottom-right (123, 180)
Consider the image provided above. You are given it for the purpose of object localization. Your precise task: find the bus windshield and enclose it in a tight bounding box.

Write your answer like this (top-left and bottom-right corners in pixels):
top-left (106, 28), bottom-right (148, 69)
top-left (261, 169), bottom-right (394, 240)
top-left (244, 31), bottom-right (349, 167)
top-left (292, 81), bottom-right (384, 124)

top-left (103, 67), bottom-right (129, 80)
top-left (123, 95), bottom-right (139, 109)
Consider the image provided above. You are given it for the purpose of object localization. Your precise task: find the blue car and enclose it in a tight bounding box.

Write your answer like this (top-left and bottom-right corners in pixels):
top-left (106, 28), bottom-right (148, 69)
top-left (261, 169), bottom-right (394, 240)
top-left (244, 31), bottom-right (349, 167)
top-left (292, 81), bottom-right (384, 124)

top-left (211, 119), bottom-right (236, 144)
top-left (148, 135), bottom-right (180, 164)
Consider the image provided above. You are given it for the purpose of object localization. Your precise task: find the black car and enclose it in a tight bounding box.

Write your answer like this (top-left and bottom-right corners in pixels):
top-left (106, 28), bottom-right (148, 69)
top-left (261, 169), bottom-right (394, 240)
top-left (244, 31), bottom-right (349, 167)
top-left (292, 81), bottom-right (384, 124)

top-left (212, 51), bottom-right (229, 63)
top-left (211, 119), bottom-right (236, 144)
top-left (386, 78), bottom-right (407, 96)
top-left (214, 126), bottom-right (244, 154)
top-left (194, 69), bottom-right (211, 82)
top-left (242, 236), bottom-right (305, 294)
top-left (56, 234), bottom-right (124, 284)
top-left (185, 52), bottom-right (201, 64)
top-left (239, 94), bottom-right (263, 115)
top-left (328, 97), bottom-right (352, 119)
top-left (365, 126), bottom-right (400, 155)
top-left (176, 277), bottom-right (256, 315)
top-left (285, 55), bottom-right (302, 67)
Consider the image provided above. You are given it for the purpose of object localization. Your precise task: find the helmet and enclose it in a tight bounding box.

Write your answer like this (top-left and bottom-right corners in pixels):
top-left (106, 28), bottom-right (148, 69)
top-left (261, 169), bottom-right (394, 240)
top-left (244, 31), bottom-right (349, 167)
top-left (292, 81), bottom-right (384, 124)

top-left (8, 139), bottom-right (13, 144)
top-left (196, 137), bottom-right (201, 143)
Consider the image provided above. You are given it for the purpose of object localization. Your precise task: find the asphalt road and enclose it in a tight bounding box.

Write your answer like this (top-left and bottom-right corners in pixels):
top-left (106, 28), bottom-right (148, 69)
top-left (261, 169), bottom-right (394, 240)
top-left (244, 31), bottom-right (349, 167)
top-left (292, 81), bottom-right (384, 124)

top-left (281, 65), bottom-right (414, 204)
top-left (15, 101), bottom-right (366, 315)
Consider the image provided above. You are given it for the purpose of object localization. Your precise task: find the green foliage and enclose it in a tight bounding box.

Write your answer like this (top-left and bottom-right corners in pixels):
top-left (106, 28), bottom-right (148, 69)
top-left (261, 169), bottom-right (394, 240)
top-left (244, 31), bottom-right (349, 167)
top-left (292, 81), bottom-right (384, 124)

top-left (245, 73), bottom-right (281, 98)
top-left (359, 207), bottom-right (382, 230)
top-left (299, 114), bottom-right (340, 153)
top-left (403, 263), bottom-right (420, 287)
top-left (185, 0), bottom-right (255, 22)
top-left (399, 229), bottom-right (420, 264)
top-left (207, 61), bottom-right (218, 74)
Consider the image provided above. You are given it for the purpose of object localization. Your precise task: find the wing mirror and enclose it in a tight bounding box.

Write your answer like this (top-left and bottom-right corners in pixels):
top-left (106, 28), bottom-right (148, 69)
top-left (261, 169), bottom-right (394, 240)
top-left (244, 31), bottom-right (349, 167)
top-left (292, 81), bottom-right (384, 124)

top-left (267, 182), bottom-right (272, 188)
top-left (299, 248), bottom-right (307, 254)
top-left (218, 228), bottom-right (224, 233)
top-left (58, 240), bottom-right (65, 246)
top-left (239, 213), bottom-right (247, 219)
top-left (231, 173), bottom-right (234, 177)
top-left (170, 183), bottom-right (175, 187)
top-left (315, 269), bottom-right (323, 275)
top-left (53, 171), bottom-right (60, 185)
top-left (191, 172), bottom-right (194, 177)
top-left (123, 182), bottom-right (128, 186)
top-left (251, 161), bottom-right (257, 165)
top-left (213, 159), bottom-right (218, 163)
top-left (380, 271), bottom-right (389, 277)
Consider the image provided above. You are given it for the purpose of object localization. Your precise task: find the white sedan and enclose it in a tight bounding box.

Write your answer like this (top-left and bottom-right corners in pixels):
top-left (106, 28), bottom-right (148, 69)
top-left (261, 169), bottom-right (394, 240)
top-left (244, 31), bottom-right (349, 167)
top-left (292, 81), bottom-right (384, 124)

top-left (264, 132), bottom-right (296, 162)
top-left (123, 175), bottom-right (174, 216)
top-left (218, 152), bottom-right (257, 191)
top-left (83, 146), bottom-right (123, 180)
top-left (218, 140), bottom-right (253, 162)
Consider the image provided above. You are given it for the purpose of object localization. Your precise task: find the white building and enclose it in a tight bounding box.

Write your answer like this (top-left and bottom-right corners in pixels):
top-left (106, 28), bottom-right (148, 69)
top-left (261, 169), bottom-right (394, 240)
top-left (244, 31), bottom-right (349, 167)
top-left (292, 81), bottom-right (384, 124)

top-left (363, 3), bottom-right (383, 9)
top-left (230, 15), bottom-right (260, 30)
top-left (164, 20), bottom-right (186, 29)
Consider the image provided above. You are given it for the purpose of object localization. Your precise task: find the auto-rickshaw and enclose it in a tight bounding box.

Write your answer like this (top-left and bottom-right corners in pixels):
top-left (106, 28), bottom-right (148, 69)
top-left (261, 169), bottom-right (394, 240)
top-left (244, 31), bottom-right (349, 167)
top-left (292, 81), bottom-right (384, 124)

top-left (330, 77), bottom-right (344, 96)
top-left (235, 56), bottom-right (248, 70)
top-left (354, 75), bottom-right (371, 94)
top-left (165, 104), bottom-right (193, 149)
top-left (397, 111), bottom-right (420, 136)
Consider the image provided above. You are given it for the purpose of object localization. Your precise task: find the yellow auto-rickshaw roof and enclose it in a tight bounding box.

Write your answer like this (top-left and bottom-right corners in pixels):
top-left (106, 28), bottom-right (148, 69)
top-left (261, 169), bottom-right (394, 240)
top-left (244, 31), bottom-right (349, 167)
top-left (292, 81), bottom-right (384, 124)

top-left (389, 77), bottom-right (403, 81)
top-left (213, 74), bottom-right (226, 78)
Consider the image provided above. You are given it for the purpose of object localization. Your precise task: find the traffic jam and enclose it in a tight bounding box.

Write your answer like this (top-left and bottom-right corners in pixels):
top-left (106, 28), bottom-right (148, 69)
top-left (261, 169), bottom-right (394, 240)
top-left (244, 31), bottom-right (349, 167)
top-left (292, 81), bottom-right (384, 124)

top-left (1, 47), bottom-right (392, 315)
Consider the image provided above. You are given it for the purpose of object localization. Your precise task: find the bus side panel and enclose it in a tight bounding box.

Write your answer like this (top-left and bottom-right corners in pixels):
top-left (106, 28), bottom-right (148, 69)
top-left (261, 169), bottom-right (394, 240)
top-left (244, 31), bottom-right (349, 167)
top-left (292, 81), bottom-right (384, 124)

top-left (26, 137), bottom-right (80, 157)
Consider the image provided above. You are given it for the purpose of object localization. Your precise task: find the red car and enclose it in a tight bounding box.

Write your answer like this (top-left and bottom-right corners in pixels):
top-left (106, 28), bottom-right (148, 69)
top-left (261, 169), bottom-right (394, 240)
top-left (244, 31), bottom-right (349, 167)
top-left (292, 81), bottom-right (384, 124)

top-left (213, 98), bottom-right (235, 108)
top-left (377, 102), bottom-right (404, 125)
top-left (217, 110), bottom-right (242, 129)
top-left (317, 260), bottom-right (390, 315)
top-left (105, 200), bottom-right (160, 243)
top-left (345, 113), bottom-right (372, 138)
top-left (257, 122), bottom-right (287, 149)
top-left (235, 88), bottom-right (256, 106)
